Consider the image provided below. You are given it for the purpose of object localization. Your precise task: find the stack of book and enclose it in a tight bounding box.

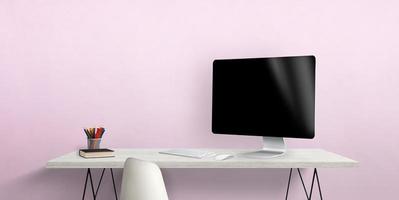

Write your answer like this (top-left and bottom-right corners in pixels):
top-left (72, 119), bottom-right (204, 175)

top-left (79, 149), bottom-right (114, 158)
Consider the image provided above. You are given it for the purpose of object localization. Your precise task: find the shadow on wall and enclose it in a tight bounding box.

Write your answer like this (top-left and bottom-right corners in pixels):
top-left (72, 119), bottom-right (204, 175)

top-left (1, 168), bottom-right (122, 200)
top-left (162, 168), bottom-right (312, 200)
top-left (1, 167), bottom-right (314, 200)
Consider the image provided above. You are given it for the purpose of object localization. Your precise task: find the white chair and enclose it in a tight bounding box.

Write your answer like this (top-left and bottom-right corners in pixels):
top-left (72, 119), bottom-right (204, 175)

top-left (120, 158), bottom-right (169, 200)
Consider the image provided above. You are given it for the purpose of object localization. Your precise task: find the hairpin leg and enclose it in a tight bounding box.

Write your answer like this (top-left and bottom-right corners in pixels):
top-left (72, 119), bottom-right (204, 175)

top-left (94, 168), bottom-right (106, 197)
top-left (81, 169), bottom-right (89, 200)
top-left (315, 169), bottom-right (323, 199)
top-left (110, 169), bottom-right (119, 200)
top-left (81, 168), bottom-right (118, 200)
top-left (297, 169), bottom-right (310, 199)
top-left (309, 168), bottom-right (323, 200)
top-left (285, 168), bottom-right (323, 200)
top-left (285, 168), bottom-right (293, 200)
top-left (88, 169), bottom-right (96, 199)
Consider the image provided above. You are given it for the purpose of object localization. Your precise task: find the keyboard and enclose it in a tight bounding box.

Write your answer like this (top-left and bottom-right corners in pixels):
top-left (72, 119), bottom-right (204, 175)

top-left (159, 149), bottom-right (216, 159)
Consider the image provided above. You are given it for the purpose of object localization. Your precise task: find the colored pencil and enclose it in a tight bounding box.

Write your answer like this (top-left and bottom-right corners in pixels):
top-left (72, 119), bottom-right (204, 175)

top-left (83, 127), bottom-right (106, 139)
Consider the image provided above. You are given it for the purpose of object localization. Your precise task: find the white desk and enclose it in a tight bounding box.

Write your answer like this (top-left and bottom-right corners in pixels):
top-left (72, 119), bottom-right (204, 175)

top-left (47, 148), bottom-right (357, 168)
top-left (46, 149), bottom-right (358, 199)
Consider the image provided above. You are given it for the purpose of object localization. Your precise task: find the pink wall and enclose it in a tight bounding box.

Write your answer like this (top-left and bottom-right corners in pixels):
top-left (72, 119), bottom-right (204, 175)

top-left (1, 0), bottom-right (398, 199)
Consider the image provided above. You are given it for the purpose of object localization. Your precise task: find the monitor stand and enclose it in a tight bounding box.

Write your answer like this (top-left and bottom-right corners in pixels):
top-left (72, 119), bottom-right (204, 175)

top-left (240, 136), bottom-right (286, 159)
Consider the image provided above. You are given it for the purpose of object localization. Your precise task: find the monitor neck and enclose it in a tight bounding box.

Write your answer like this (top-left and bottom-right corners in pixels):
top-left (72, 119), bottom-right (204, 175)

top-left (262, 136), bottom-right (286, 153)
top-left (238, 136), bottom-right (286, 159)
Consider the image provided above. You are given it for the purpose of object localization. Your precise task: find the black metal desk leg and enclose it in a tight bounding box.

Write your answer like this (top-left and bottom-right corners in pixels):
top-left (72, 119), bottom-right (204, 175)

top-left (81, 168), bottom-right (118, 200)
top-left (297, 169), bottom-right (310, 199)
top-left (309, 168), bottom-right (323, 200)
top-left (81, 169), bottom-right (89, 200)
top-left (81, 169), bottom-right (97, 200)
top-left (94, 169), bottom-right (106, 197)
top-left (285, 168), bottom-right (323, 200)
top-left (285, 168), bottom-right (293, 200)
top-left (110, 169), bottom-right (119, 200)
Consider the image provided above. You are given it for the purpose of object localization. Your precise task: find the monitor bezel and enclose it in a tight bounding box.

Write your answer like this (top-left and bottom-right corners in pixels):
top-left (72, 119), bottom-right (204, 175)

top-left (211, 55), bottom-right (316, 139)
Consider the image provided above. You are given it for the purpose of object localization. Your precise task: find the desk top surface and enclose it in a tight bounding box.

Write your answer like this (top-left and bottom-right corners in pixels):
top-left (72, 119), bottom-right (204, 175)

top-left (46, 149), bottom-right (358, 169)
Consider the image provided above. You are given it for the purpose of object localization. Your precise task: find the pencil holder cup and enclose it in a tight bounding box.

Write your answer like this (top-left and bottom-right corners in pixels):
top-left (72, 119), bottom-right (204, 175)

top-left (87, 138), bottom-right (101, 149)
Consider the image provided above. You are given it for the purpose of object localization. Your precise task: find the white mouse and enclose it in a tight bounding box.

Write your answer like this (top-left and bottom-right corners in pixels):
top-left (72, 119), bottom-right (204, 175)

top-left (214, 154), bottom-right (234, 160)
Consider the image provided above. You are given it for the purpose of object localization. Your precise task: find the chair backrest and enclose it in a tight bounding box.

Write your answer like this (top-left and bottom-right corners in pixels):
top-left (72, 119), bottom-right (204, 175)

top-left (120, 158), bottom-right (169, 200)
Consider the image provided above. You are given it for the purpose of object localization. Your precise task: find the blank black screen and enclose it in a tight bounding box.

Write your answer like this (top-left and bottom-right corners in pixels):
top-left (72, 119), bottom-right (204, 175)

top-left (212, 56), bottom-right (315, 138)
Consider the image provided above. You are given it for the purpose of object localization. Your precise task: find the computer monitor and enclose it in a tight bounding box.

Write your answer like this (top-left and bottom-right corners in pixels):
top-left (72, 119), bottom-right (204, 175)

top-left (212, 55), bottom-right (315, 158)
